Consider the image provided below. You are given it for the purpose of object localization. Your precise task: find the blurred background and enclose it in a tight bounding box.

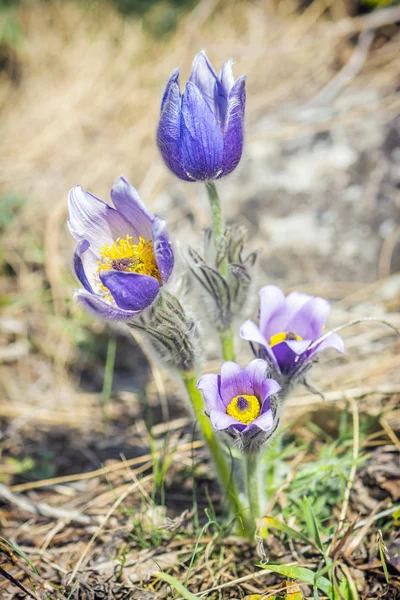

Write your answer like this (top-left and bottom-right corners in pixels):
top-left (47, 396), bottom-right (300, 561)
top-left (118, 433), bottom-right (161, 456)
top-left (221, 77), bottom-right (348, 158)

top-left (1, 0), bottom-right (400, 556)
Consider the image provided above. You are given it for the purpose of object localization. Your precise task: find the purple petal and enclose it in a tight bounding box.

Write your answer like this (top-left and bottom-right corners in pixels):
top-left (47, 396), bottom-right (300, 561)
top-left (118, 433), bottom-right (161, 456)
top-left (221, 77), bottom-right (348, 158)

top-left (271, 342), bottom-right (298, 374)
top-left (110, 177), bottom-right (153, 240)
top-left (100, 271), bottom-right (160, 312)
top-left (196, 374), bottom-right (225, 411)
top-left (311, 332), bottom-right (345, 355)
top-left (219, 75), bottom-right (246, 177)
top-left (218, 59), bottom-right (235, 96)
top-left (216, 59), bottom-right (235, 124)
top-left (180, 81), bottom-right (224, 181)
top-left (287, 297), bottom-right (330, 340)
top-left (245, 359), bottom-right (281, 412)
top-left (240, 320), bottom-right (280, 371)
top-left (244, 359), bottom-right (269, 399)
top-left (189, 51), bottom-right (219, 115)
top-left (249, 408), bottom-right (274, 432)
top-left (161, 67), bottom-right (180, 113)
top-left (240, 320), bottom-right (269, 347)
top-left (209, 409), bottom-right (245, 431)
top-left (260, 379), bottom-right (281, 407)
top-left (152, 216), bottom-right (174, 283)
top-left (219, 361), bottom-right (251, 406)
top-left (259, 286), bottom-right (287, 339)
top-left (74, 290), bottom-right (140, 321)
top-left (285, 339), bottom-right (314, 354)
top-left (68, 186), bottom-right (131, 255)
top-left (157, 73), bottom-right (192, 182)
top-left (73, 240), bottom-right (94, 293)
top-left (285, 291), bottom-right (313, 316)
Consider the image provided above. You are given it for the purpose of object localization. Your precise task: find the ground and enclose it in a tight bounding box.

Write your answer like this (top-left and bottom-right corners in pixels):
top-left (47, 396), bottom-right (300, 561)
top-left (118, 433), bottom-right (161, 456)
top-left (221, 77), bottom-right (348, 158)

top-left (0, 1), bottom-right (400, 598)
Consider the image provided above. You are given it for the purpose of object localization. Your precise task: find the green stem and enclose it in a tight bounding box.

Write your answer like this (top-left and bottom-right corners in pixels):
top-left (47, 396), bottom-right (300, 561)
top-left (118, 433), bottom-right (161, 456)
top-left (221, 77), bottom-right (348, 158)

top-left (205, 181), bottom-right (227, 278)
top-left (205, 182), bottom-right (236, 362)
top-left (220, 328), bottom-right (235, 362)
top-left (180, 370), bottom-right (251, 536)
top-left (244, 453), bottom-right (261, 537)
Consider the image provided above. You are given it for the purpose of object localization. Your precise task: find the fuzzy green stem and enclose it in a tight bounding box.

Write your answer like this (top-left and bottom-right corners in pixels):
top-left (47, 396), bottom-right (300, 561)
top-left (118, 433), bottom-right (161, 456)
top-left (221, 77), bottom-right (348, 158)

top-left (205, 182), bottom-right (236, 362)
top-left (205, 181), bottom-right (227, 278)
top-left (220, 328), bottom-right (235, 362)
top-left (244, 453), bottom-right (261, 537)
top-left (180, 370), bottom-right (251, 536)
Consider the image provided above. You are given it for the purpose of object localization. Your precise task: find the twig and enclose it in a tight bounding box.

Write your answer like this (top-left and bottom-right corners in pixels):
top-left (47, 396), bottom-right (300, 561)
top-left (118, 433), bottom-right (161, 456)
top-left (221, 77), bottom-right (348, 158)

top-left (67, 479), bottom-right (141, 585)
top-left (10, 439), bottom-right (203, 493)
top-left (300, 504), bottom-right (399, 555)
top-left (378, 226), bottom-right (400, 279)
top-left (287, 384), bottom-right (400, 409)
top-left (0, 566), bottom-right (39, 600)
top-left (0, 484), bottom-right (91, 525)
top-left (380, 415), bottom-right (400, 453)
top-left (328, 6), bottom-right (400, 38)
top-left (306, 30), bottom-right (374, 106)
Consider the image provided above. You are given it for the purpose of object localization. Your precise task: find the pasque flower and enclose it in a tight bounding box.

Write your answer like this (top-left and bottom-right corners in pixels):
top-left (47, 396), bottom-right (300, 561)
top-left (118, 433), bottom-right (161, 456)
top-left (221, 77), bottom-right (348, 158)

top-left (197, 359), bottom-right (281, 452)
top-left (240, 286), bottom-right (344, 386)
top-left (68, 177), bottom-right (174, 320)
top-left (157, 51), bottom-right (246, 181)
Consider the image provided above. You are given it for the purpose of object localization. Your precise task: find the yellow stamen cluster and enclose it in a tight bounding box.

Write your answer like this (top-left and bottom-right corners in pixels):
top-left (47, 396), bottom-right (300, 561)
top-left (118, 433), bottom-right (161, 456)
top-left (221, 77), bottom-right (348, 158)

top-left (97, 235), bottom-right (161, 297)
top-left (226, 394), bottom-right (261, 425)
top-left (269, 331), bottom-right (302, 348)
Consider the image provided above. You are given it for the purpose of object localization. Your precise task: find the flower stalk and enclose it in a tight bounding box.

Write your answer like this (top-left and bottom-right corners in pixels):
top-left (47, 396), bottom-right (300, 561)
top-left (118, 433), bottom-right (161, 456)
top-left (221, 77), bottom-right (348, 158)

top-left (244, 454), bottom-right (261, 536)
top-left (205, 181), bottom-right (227, 278)
top-left (180, 370), bottom-right (251, 536)
top-left (205, 181), bottom-right (235, 362)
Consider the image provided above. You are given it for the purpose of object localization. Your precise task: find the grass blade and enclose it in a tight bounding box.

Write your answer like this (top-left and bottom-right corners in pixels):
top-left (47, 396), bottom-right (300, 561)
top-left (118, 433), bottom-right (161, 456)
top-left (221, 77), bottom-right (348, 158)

top-left (377, 531), bottom-right (390, 584)
top-left (303, 497), bottom-right (325, 553)
top-left (257, 564), bottom-right (333, 596)
top-left (156, 572), bottom-right (200, 600)
top-left (260, 516), bottom-right (320, 550)
top-left (0, 537), bottom-right (39, 576)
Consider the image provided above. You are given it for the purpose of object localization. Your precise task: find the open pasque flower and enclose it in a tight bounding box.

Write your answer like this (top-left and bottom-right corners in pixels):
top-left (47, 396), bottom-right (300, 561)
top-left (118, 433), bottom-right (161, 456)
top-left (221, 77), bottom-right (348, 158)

top-left (197, 359), bottom-right (281, 453)
top-left (68, 177), bottom-right (174, 320)
top-left (157, 51), bottom-right (246, 182)
top-left (240, 286), bottom-right (344, 387)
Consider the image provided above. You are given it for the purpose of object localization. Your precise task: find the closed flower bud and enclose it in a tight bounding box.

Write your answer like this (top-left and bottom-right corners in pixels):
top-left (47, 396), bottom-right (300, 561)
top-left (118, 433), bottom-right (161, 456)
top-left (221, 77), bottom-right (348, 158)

top-left (188, 225), bottom-right (259, 332)
top-left (128, 290), bottom-right (202, 373)
top-left (157, 51), bottom-right (246, 182)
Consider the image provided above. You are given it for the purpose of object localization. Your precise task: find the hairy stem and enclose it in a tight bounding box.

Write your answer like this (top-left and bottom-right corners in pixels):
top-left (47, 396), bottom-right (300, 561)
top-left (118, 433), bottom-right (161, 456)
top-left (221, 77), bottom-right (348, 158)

top-left (244, 453), bottom-right (261, 537)
top-left (205, 182), bottom-right (236, 362)
top-left (180, 371), bottom-right (251, 536)
top-left (205, 181), bottom-right (228, 278)
top-left (220, 328), bottom-right (235, 362)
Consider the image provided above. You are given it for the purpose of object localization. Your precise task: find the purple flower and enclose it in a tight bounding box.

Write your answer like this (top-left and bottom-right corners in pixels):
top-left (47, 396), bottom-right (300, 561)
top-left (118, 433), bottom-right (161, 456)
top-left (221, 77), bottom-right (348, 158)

top-left (68, 177), bottom-right (174, 320)
top-left (197, 359), bottom-right (281, 452)
top-left (157, 51), bottom-right (246, 182)
top-left (240, 286), bottom-right (344, 384)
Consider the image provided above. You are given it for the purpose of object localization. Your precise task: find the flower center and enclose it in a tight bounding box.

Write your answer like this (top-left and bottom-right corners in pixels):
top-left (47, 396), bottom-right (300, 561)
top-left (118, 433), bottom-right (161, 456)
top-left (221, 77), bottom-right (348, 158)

top-left (269, 331), bottom-right (302, 348)
top-left (97, 235), bottom-right (161, 295)
top-left (226, 394), bottom-right (261, 425)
